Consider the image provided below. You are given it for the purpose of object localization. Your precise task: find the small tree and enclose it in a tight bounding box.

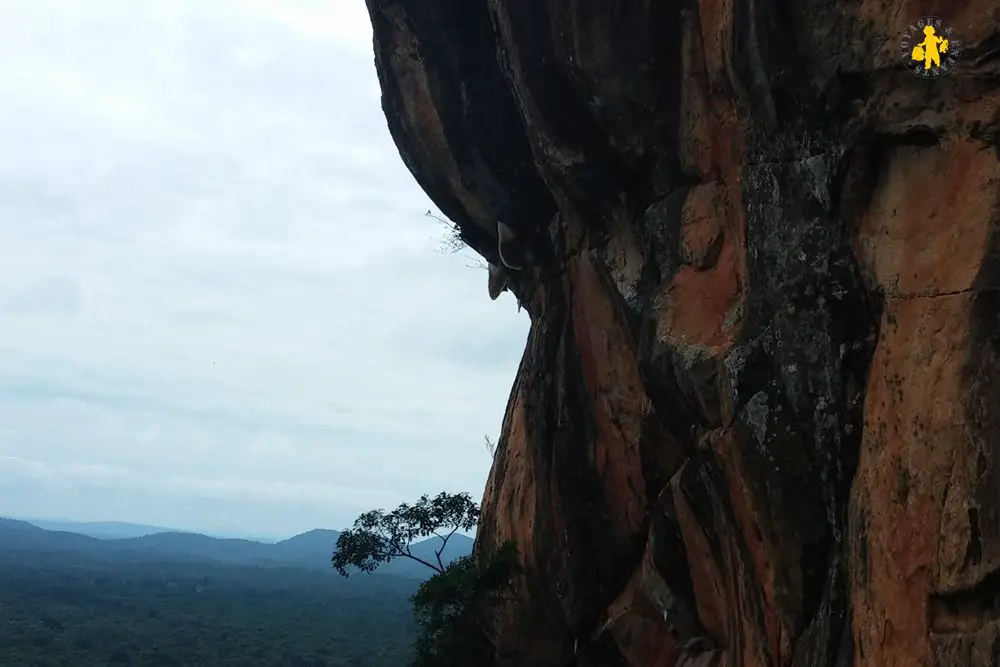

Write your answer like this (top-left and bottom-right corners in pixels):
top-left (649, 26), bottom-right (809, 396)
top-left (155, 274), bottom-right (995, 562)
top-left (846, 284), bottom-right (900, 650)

top-left (332, 492), bottom-right (520, 667)
top-left (332, 492), bottom-right (480, 576)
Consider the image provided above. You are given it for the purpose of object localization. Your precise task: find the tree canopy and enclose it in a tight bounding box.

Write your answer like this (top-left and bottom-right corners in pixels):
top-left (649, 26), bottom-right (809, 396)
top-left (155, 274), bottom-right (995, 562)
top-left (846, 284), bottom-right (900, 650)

top-left (331, 491), bottom-right (520, 667)
top-left (332, 491), bottom-right (479, 576)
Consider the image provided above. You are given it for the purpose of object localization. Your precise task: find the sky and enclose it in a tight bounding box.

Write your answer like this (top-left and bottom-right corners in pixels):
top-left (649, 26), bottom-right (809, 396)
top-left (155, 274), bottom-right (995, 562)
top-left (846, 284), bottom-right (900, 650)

top-left (0, 0), bottom-right (529, 540)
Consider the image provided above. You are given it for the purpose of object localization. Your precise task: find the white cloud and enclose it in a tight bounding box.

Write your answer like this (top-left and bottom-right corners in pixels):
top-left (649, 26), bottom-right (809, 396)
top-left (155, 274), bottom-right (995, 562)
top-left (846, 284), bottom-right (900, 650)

top-left (0, 0), bottom-right (527, 538)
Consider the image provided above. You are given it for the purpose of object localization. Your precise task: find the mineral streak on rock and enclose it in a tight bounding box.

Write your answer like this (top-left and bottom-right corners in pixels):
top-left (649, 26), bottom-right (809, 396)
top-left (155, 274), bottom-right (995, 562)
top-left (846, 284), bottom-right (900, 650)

top-left (362, 0), bottom-right (1000, 664)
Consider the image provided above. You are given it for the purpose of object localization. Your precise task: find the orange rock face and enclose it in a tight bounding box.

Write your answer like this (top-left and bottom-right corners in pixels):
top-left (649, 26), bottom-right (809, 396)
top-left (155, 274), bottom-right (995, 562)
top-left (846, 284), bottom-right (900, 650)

top-left (363, 0), bottom-right (1000, 664)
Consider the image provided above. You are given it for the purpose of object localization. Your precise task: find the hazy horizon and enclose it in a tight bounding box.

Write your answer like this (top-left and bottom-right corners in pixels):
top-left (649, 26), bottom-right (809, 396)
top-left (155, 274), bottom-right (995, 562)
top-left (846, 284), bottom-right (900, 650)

top-left (0, 0), bottom-right (527, 537)
top-left (6, 513), bottom-right (477, 544)
top-left (7, 513), bottom-right (289, 541)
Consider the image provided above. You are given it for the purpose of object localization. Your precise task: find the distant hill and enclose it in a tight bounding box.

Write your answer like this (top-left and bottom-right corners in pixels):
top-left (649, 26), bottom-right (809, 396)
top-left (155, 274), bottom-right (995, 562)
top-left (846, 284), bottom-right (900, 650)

top-left (271, 528), bottom-right (342, 563)
top-left (19, 518), bottom-right (280, 542)
top-left (0, 517), bottom-right (473, 579)
top-left (0, 518), bottom-right (109, 550)
top-left (24, 519), bottom-right (184, 539)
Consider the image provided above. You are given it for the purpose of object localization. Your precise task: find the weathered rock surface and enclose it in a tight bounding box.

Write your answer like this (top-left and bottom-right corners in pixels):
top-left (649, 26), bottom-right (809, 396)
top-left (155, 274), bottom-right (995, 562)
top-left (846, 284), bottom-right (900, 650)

top-left (363, 0), bottom-right (1000, 665)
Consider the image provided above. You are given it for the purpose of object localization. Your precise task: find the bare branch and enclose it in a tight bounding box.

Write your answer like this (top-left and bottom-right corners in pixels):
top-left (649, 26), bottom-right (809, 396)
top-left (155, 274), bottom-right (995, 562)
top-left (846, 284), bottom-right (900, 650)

top-left (426, 209), bottom-right (466, 254)
top-left (382, 542), bottom-right (445, 574)
top-left (431, 524), bottom-right (463, 572)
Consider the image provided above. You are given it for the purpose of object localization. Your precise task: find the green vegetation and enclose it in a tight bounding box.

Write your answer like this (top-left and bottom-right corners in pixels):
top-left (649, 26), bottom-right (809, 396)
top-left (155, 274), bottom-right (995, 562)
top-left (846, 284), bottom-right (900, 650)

top-left (409, 541), bottom-right (520, 667)
top-left (0, 555), bottom-right (417, 667)
top-left (333, 492), bottom-right (520, 667)
top-left (0, 494), bottom-right (510, 667)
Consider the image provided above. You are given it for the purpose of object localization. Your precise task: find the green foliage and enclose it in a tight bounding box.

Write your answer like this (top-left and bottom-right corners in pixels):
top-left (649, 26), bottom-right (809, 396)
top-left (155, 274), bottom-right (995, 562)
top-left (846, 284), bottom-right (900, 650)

top-left (332, 492), bottom-right (479, 576)
top-left (0, 554), bottom-right (417, 667)
top-left (411, 541), bottom-right (521, 667)
top-left (331, 492), bottom-right (520, 667)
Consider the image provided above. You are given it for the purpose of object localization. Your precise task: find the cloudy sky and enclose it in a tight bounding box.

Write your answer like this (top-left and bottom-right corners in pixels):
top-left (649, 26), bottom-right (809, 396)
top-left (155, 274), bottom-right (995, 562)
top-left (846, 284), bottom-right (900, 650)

top-left (0, 0), bottom-right (528, 539)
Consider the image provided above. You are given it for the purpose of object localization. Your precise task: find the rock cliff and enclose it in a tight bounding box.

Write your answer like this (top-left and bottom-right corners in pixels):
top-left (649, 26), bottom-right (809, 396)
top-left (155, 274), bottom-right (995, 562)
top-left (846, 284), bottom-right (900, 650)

top-left (362, 1), bottom-right (1000, 665)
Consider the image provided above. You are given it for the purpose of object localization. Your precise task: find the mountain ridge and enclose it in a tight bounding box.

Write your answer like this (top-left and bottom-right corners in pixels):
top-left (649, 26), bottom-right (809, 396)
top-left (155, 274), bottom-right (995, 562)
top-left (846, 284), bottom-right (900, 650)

top-left (16, 517), bottom-right (281, 542)
top-left (0, 517), bottom-right (472, 579)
